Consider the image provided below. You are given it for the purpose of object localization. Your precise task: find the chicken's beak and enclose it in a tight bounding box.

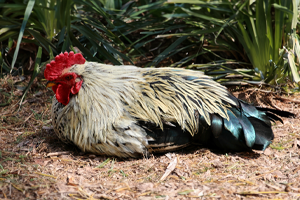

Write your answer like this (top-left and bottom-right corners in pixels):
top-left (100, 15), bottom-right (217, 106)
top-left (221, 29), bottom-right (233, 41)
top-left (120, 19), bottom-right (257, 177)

top-left (46, 81), bottom-right (57, 88)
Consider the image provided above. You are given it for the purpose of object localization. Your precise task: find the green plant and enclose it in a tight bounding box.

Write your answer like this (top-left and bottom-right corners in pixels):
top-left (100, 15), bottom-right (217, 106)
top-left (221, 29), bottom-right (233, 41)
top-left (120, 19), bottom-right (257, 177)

top-left (156, 0), bottom-right (300, 85)
top-left (233, 0), bottom-right (300, 84)
top-left (0, 0), bottom-right (138, 75)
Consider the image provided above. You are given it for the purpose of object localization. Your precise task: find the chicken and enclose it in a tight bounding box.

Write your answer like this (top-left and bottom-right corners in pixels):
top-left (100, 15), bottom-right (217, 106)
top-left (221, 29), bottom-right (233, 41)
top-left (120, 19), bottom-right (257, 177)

top-left (45, 51), bottom-right (293, 157)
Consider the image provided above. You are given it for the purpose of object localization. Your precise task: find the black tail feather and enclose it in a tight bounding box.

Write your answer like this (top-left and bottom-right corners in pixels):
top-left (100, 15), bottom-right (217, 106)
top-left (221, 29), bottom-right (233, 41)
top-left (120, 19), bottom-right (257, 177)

top-left (140, 101), bottom-right (295, 154)
top-left (248, 117), bottom-right (274, 150)
top-left (205, 103), bottom-right (295, 152)
top-left (263, 112), bottom-right (284, 123)
top-left (256, 107), bottom-right (295, 118)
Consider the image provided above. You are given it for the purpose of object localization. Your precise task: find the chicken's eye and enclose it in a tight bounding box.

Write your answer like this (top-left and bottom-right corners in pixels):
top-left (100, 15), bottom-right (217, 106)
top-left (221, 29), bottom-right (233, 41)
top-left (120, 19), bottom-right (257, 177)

top-left (65, 75), bottom-right (73, 81)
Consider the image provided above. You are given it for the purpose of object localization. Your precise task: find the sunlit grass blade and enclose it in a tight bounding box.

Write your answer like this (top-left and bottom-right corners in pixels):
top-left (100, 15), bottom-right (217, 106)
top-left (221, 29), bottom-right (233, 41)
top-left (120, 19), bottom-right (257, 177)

top-left (286, 48), bottom-right (300, 83)
top-left (10, 0), bottom-right (35, 73)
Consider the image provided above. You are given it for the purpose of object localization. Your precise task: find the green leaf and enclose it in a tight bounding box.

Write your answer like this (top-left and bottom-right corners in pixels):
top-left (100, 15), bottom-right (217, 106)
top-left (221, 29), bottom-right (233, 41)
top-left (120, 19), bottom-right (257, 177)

top-left (272, 3), bottom-right (293, 15)
top-left (10, 0), bottom-right (35, 73)
top-left (27, 29), bottom-right (57, 54)
top-left (287, 49), bottom-right (300, 83)
top-left (96, 158), bottom-right (111, 168)
top-left (150, 36), bottom-right (188, 66)
top-left (181, 7), bottom-right (224, 24)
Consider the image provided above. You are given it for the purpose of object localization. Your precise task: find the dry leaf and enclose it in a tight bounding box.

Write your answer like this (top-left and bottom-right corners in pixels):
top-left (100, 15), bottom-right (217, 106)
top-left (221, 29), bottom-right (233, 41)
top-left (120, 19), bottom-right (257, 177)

top-left (160, 156), bottom-right (178, 181)
top-left (67, 176), bottom-right (78, 186)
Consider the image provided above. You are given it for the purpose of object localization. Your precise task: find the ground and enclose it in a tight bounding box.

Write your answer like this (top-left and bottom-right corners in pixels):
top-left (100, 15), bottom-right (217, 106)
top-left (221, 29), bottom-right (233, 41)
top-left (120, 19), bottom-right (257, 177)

top-left (1, 75), bottom-right (300, 199)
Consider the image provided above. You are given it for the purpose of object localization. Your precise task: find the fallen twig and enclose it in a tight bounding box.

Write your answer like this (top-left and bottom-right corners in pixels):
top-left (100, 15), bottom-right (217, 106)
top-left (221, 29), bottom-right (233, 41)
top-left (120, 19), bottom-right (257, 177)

top-left (34, 172), bottom-right (57, 179)
top-left (47, 151), bottom-right (71, 157)
top-left (237, 191), bottom-right (287, 195)
top-left (274, 95), bottom-right (300, 104)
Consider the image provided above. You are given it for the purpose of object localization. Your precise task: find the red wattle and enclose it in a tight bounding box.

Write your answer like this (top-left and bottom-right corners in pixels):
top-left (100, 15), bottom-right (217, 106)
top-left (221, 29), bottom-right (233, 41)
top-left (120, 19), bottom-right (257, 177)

top-left (55, 84), bottom-right (71, 106)
top-left (71, 80), bottom-right (83, 94)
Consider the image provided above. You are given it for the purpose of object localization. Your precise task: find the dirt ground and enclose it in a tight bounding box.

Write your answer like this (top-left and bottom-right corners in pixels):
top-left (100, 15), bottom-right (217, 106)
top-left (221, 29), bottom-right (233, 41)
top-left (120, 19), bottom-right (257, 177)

top-left (1, 76), bottom-right (300, 200)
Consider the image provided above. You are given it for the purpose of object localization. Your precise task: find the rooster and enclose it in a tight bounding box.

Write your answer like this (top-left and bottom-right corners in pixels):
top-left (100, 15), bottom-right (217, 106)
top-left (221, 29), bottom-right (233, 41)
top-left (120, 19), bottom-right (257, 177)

top-left (45, 52), bottom-right (293, 157)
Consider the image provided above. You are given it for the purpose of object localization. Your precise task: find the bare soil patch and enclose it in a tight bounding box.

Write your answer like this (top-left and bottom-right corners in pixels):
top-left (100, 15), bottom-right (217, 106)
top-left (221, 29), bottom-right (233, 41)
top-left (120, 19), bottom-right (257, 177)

top-left (1, 76), bottom-right (300, 199)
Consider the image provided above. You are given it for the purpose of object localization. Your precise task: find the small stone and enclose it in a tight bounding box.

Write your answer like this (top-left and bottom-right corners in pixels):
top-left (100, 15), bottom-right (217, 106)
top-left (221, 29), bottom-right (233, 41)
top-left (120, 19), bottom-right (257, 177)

top-left (263, 148), bottom-right (272, 156)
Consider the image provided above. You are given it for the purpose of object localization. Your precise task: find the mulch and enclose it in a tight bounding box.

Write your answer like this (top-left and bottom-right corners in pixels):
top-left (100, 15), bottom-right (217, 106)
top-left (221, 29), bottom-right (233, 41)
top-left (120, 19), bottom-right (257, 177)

top-left (1, 76), bottom-right (300, 199)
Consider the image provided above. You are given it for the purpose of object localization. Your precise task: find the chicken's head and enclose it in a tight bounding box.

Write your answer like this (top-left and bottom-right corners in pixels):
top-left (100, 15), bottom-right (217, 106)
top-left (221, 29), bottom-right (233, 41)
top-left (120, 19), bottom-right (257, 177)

top-left (44, 51), bottom-right (86, 105)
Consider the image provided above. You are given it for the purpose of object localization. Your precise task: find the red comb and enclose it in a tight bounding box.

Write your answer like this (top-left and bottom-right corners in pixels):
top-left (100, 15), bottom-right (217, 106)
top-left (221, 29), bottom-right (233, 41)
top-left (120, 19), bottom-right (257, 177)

top-left (44, 51), bottom-right (86, 81)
